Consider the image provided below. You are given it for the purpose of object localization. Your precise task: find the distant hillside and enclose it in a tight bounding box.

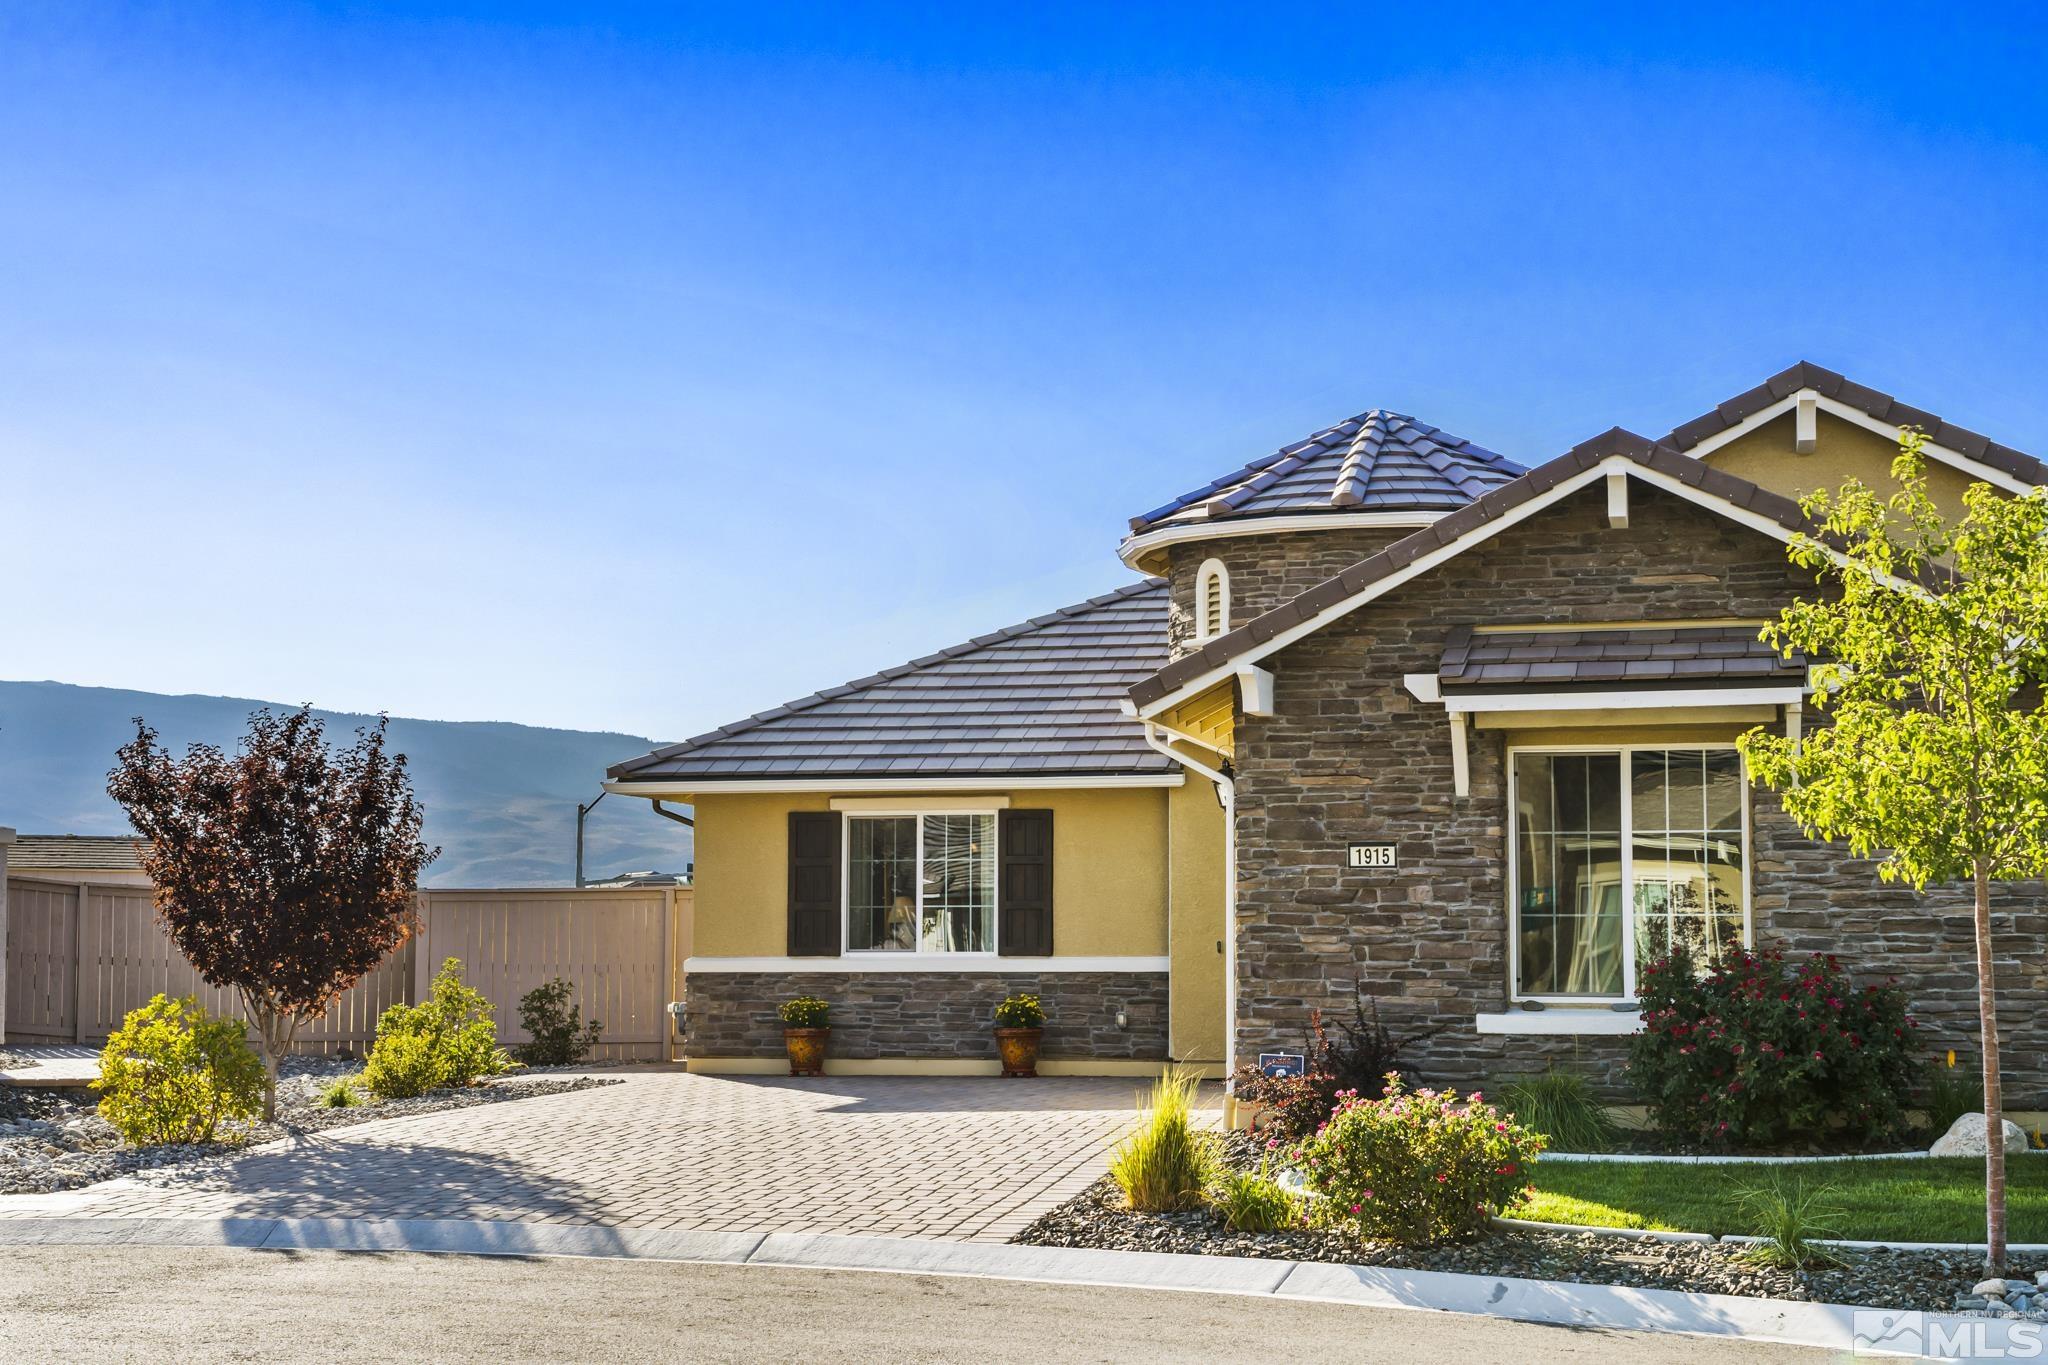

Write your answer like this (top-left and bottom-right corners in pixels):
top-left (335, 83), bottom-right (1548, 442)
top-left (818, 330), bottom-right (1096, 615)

top-left (0, 681), bottom-right (691, 887)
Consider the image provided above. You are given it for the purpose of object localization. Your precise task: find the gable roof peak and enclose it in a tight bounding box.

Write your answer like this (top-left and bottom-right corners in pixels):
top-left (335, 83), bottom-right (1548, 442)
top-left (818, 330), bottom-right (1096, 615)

top-left (1665, 361), bottom-right (2047, 487)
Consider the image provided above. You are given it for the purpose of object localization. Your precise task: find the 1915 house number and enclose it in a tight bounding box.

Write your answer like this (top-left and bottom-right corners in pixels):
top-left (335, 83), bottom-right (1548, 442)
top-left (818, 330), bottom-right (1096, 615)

top-left (1348, 843), bottom-right (1398, 869)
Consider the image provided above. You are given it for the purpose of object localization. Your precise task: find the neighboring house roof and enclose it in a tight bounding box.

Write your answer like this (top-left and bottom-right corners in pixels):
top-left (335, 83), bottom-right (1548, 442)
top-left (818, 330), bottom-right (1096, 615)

top-left (1127, 410), bottom-right (1526, 532)
top-left (1129, 428), bottom-right (1822, 712)
top-left (608, 581), bottom-right (1176, 785)
top-left (1437, 624), bottom-right (1803, 692)
top-left (1665, 360), bottom-right (2048, 486)
top-left (9, 834), bottom-right (148, 872)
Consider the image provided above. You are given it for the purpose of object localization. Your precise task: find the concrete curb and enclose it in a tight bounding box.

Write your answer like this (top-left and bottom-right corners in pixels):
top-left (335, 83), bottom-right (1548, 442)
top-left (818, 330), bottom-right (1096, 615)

top-left (0, 1213), bottom-right (2011, 1355)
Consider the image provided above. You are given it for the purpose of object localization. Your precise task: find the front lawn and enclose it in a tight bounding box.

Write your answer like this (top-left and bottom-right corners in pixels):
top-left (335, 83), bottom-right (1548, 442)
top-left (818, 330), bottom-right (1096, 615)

top-left (1521, 1156), bottom-right (2048, 1244)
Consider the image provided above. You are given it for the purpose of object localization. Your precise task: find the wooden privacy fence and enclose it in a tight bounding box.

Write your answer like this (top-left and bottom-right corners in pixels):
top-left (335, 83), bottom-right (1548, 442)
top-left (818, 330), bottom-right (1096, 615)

top-left (3, 877), bottom-right (689, 1062)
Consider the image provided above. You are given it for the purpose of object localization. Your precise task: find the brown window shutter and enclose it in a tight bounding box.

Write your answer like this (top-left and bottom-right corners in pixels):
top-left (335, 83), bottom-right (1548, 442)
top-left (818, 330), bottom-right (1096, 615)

top-left (787, 811), bottom-right (842, 956)
top-left (998, 808), bottom-right (1053, 956)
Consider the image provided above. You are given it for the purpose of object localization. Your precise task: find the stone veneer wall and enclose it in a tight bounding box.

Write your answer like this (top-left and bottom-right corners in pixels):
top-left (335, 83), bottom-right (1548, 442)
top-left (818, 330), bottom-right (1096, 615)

top-left (1230, 480), bottom-right (2048, 1105)
top-left (1165, 528), bottom-right (1413, 659)
top-left (684, 971), bottom-right (1170, 1061)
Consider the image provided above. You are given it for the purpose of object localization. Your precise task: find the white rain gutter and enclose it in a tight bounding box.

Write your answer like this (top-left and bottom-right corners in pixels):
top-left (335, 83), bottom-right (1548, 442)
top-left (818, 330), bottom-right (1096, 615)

top-left (1139, 718), bottom-right (1238, 1085)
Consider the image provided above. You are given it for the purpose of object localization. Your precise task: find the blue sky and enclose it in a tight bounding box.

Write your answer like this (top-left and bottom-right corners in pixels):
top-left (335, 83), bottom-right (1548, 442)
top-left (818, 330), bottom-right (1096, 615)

top-left (5, 3), bottom-right (2047, 741)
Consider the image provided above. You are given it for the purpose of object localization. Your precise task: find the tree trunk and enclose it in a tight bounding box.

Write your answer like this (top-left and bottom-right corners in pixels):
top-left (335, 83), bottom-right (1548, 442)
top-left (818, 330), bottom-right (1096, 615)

top-left (1975, 860), bottom-right (2007, 1271)
top-left (247, 998), bottom-right (282, 1123)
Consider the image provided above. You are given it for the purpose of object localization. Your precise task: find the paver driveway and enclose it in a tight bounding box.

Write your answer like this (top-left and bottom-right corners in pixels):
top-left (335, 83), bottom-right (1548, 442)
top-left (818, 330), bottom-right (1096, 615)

top-left (0, 1073), bottom-right (1196, 1242)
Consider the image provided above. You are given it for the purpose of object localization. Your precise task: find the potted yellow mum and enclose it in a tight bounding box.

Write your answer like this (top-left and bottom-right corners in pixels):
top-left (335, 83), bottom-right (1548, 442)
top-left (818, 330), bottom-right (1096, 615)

top-left (993, 993), bottom-right (1045, 1077)
top-left (779, 995), bottom-right (830, 1076)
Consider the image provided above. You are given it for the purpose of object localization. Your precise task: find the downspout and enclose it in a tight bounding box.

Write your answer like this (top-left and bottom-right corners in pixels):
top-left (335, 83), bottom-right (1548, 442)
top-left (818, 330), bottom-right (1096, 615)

top-left (1139, 719), bottom-right (1237, 1086)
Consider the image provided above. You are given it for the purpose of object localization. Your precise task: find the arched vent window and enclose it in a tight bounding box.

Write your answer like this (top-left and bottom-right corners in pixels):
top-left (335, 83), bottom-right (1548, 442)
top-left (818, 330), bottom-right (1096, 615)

top-left (1195, 559), bottom-right (1230, 641)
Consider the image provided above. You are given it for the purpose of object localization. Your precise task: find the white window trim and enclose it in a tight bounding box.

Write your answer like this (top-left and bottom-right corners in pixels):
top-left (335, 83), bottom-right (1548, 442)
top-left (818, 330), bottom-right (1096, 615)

top-left (1195, 558), bottom-right (1230, 641)
top-left (842, 809), bottom-right (999, 957)
top-left (1506, 742), bottom-right (1753, 1007)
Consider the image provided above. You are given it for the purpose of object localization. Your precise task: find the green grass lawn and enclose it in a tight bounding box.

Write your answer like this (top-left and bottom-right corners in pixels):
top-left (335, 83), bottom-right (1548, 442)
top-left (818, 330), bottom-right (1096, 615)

top-left (1519, 1156), bottom-right (2048, 1243)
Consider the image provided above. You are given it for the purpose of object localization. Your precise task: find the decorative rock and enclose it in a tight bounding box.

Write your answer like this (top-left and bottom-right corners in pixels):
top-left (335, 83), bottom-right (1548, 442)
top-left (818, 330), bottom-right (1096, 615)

top-left (1930, 1113), bottom-right (2031, 1157)
top-left (1975, 1278), bottom-right (2011, 1297)
top-left (1957, 1295), bottom-right (1991, 1310)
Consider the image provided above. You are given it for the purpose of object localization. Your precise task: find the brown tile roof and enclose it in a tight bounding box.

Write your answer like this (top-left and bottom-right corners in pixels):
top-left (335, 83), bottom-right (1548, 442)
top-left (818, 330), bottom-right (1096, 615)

top-left (608, 581), bottom-right (1176, 784)
top-left (1127, 410), bottom-right (1524, 532)
top-left (1128, 429), bottom-right (1817, 710)
top-left (10, 834), bottom-right (148, 872)
top-left (1437, 624), bottom-right (1804, 691)
top-left (1664, 360), bottom-right (2048, 485)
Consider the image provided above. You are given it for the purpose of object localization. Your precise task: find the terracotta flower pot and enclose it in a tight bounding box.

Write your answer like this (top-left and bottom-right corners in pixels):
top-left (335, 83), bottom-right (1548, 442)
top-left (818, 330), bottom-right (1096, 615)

top-left (784, 1027), bottom-right (828, 1076)
top-left (994, 1026), bottom-right (1043, 1078)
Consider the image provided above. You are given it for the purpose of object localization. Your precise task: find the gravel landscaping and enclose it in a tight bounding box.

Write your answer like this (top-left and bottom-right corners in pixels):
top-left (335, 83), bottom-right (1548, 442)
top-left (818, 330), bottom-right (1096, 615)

top-left (0, 1057), bottom-right (621, 1196)
top-left (1014, 1137), bottom-right (2048, 1314)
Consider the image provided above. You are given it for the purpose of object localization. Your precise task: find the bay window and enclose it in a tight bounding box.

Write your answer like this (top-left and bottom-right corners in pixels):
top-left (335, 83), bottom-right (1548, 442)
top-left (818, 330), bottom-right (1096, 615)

top-left (1509, 746), bottom-right (1748, 1002)
top-left (845, 812), bottom-right (996, 954)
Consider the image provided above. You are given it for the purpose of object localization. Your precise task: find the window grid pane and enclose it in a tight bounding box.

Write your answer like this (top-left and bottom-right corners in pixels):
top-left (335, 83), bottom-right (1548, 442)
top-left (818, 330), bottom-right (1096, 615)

top-left (921, 814), bottom-right (995, 953)
top-left (847, 817), bottom-right (917, 951)
top-left (1514, 753), bottom-right (1624, 998)
top-left (1517, 748), bottom-right (1747, 998)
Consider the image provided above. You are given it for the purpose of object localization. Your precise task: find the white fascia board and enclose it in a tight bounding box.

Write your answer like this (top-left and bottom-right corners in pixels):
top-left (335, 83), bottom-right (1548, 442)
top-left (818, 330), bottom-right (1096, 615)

top-left (1443, 685), bottom-right (1806, 714)
top-left (1134, 453), bottom-right (1880, 722)
top-left (604, 773), bottom-right (1183, 798)
top-left (685, 955), bottom-right (1171, 974)
top-left (1117, 510), bottom-right (1441, 570)
top-left (1681, 389), bottom-right (2035, 494)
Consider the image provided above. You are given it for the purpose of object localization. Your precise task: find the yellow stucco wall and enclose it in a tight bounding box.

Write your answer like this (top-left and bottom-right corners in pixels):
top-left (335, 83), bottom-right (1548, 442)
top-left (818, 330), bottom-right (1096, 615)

top-left (1167, 775), bottom-right (1227, 1062)
top-left (688, 788), bottom-right (1172, 958)
top-left (1703, 411), bottom-right (1982, 521)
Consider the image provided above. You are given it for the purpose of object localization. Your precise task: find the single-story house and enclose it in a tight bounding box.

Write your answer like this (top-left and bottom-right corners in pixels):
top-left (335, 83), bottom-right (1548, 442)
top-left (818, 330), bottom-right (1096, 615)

top-left (606, 362), bottom-right (2048, 1099)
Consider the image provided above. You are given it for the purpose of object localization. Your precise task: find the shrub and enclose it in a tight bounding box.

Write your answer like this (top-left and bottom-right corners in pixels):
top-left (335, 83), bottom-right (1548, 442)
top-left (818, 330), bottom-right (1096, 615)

top-left (514, 978), bottom-right (604, 1066)
top-left (360, 1030), bottom-right (445, 1100)
top-left (779, 996), bottom-right (830, 1029)
top-left (318, 1075), bottom-right (364, 1108)
top-left (1289, 1075), bottom-right (1545, 1245)
top-left (1500, 1071), bottom-right (1620, 1154)
top-left (1109, 1069), bottom-right (1219, 1212)
top-left (1922, 1050), bottom-right (1983, 1137)
top-left (1630, 942), bottom-right (1922, 1151)
top-left (361, 958), bottom-right (512, 1100)
top-left (1209, 1156), bottom-right (1300, 1233)
top-left (1732, 1173), bottom-right (1846, 1269)
top-left (1229, 989), bottom-right (1449, 1139)
top-left (94, 994), bottom-right (264, 1146)
top-left (993, 993), bottom-right (1045, 1029)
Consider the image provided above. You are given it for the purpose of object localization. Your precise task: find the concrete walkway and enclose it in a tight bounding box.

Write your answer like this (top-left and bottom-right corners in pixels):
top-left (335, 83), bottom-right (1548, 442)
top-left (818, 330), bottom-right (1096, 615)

top-left (0, 1045), bottom-right (98, 1089)
top-left (0, 1073), bottom-right (1172, 1242)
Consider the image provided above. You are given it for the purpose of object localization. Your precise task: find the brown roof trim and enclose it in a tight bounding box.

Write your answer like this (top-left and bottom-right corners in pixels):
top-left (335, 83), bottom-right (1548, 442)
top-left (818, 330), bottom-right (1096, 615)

top-left (1126, 429), bottom-right (1817, 710)
top-left (1664, 360), bottom-right (2047, 486)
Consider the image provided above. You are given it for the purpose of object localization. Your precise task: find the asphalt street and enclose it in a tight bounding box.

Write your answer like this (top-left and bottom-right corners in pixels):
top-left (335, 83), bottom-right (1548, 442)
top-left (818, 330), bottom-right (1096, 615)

top-left (0, 1244), bottom-right (1831, 1363)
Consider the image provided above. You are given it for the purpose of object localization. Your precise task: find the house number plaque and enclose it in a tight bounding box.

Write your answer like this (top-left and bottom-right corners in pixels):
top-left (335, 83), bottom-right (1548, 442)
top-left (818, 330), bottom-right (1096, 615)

top-left (1347, 843), bottom-right (1398, 869)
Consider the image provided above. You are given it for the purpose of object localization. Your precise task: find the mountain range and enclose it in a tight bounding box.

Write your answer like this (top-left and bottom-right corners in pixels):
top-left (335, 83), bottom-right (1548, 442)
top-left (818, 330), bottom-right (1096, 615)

top-left (0, 680), bottom-right (692, 887)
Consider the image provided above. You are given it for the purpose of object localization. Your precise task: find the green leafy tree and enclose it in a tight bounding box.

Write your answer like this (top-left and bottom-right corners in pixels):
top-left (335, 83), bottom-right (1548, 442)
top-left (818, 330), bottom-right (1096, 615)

top-left (107, 706), bottom-right (436, 1120)
top-left (1740, 436), bottom-right (2048, 1268)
